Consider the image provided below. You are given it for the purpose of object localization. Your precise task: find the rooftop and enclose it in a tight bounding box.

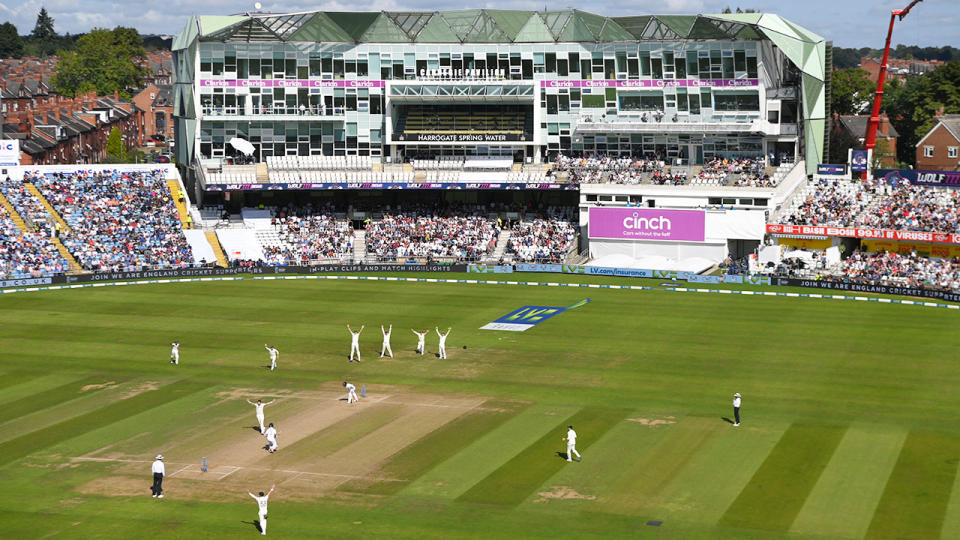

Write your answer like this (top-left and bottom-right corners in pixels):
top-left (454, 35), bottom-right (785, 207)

top-left (178, 10), bottom-right (823, 47)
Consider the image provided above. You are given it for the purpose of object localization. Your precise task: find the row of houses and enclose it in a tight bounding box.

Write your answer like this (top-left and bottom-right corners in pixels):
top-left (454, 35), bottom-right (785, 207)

top-left (0, 53), bottom-right (173, 165)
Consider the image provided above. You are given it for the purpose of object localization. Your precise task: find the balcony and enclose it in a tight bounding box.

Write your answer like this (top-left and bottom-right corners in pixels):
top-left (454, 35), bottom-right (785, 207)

top-left (574, 112), bottom-right (765, 134)
top-left (201, 106), bottom-right (346, 122)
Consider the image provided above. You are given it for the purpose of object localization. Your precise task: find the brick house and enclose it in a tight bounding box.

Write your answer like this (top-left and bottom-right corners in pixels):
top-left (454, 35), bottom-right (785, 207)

top-left (2, 86), bottom-right (144, 165)
top-left (1, 56), bottom-right (147, 165)
top-left (132, 84), bottom-right (174, 142)
top-left (916, 115), bottom-right (960, 171)
top-left (832, 113), bottom-right (899, 168)
top-left (860, 57), bottom-right (944, 83)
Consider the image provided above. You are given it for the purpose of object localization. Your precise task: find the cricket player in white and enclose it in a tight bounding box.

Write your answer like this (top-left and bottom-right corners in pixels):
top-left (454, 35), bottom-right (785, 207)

top-left (344, 381), bottom-right (359, 404)
top-left (380, 325), bottom-right (393, 358)
top-left (248, 484), bottom-right (275, 535)
top-left (264, 423), bottom-right (278, 453)
top-left (170, 341), bottom-right (179, 365)
top-left (436, 327), bottom-right (451, 359)
top-left (264, 344), bottom-right (279, 371)
top-left (411, 328), bottom-right (427, 355)
top-left (347, 324), bottom-right (364, 362)
top-left (563, 425), bottom-right (581, 462)
top-left (246, 398), bottom-right (275, 433)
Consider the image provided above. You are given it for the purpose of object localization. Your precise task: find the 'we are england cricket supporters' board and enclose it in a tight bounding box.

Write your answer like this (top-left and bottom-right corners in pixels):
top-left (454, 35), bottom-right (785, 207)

top-left (480, 298), bottom-right (590, 331)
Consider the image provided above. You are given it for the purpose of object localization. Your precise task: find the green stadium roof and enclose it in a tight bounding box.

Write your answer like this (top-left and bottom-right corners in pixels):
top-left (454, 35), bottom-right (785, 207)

top-left (188, 10), bottom-right (824, 45)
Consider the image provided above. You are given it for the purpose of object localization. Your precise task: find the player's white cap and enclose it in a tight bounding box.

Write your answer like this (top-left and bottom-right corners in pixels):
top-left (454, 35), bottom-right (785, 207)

top-left (156, 454), bottom-right (164, 460)
top-left (734, 393), bottom-right (741, 397)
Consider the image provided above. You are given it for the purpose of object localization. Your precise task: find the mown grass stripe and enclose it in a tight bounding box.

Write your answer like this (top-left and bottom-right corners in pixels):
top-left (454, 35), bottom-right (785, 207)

top-left (2, 376), bottom-right (120, 420)
top-left (656, 420), bottom-right (789, 526)
top-left (866, 431), bottom-right (960, 540)
top-left (600, 416), bottom-right (724, 515)
top-left (1, 373), bottom-right (94, 404)
top-left (790, 427), bottom-right (907, 539)
top-left (457, 407), bottom-right (627, 505)
top-left (0, 372), bottom-right (55, 394)
top-left (718, 423), bottom-right (846, 532)
top-left (277, 404), bottom-right (405, 463)
top-left (340, 400), bottom-right (529, 495)
top-left (940, 445), bottom-right (960, 540)
top-left (399, 403), bottom-right (581, 500)
top-left (0, 380), bottom-right (212, 467)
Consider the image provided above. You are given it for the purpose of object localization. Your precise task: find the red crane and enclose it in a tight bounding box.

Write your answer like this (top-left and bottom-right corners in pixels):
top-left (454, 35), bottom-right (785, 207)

top-left (863, 0), bottom-right (923, 153)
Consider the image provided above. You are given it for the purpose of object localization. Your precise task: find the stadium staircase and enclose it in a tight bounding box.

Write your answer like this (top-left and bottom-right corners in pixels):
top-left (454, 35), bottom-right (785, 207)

top-left (352, 230), bottom-right (366, 264)
top-left (52, 238), bottom-right (83, 274)
top-left (204, 231), bottom-right (230, 267)
top-left (486, 230), bottom-right (511, 263)
top-left (165, 180), bottom-right (191, 228)
top-left (255, 163), bottom-right (269, 182)
top-left (24, 183), bottom-right (72, 235)
top-left (10, 185), bottom-right (84, 273)
top-left (0, 192), bottom-right (30, 234)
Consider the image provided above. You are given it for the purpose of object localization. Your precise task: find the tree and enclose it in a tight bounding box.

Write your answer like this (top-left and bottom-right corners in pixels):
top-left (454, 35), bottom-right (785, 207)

top-left (830, 68), bottom-right (876, 115)
top-left (0, 22), bottom-right (24, 59)
top-left (829, 124), bottom-right (858, 165)
top-left (30, 8), bottom-right (57, 57)
top-left (105, 127), bottom-right (126, 162)
top-left (871, 138), bottom-right (893, 169)
top-left (885, 62), bottom-right (960, 166)
top-left (52, 27), bottom-right (148, 99)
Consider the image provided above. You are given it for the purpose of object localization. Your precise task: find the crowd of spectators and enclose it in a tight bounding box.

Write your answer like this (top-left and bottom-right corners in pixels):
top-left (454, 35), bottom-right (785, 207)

top-left (263, 204), bottom-right (354, 264)
top-left (831, 249), bottom-right (960, 291)
top-left (855, 182), bottom-right (960, 233)
top-left (0, 181), bottom-right (56, 236)
top-left (26, 169), bottom-right (194, 272)
top-left (551, 153), bottom-right (769, 187)
top-left (365, 204), bottom-right (499, 261)
top-left (552, 153), bottom-right (668, 185)
top-left (507, 208), bottom-right (577, 263)
top-left (779, 178), bottom-right (960, 233)
top-left (0, 205), bottom-right (67, 278)
top-left (781, 178), bottom-right (873, 227)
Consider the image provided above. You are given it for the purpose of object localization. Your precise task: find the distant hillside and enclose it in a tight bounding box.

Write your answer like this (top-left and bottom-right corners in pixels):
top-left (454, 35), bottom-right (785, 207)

top-left (832, 45), bottom-right (960, 69)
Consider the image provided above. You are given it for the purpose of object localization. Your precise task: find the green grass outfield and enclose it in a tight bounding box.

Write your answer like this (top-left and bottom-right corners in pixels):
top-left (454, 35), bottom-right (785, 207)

top-left (1, 272), bottom-right (959, 539)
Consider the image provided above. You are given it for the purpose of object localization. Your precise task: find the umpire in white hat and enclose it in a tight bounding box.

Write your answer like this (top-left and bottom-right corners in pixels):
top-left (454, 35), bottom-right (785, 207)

top-left (733, 393), bottom-right (742, 426)
top-left (151, 454), bottom-right (166, 498)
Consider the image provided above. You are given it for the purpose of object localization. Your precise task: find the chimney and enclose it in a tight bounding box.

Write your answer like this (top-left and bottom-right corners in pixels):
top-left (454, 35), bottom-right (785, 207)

top-left (114, 90), bottom-right (119, 101)
top-left (878, 114), bottom-right (889, 136)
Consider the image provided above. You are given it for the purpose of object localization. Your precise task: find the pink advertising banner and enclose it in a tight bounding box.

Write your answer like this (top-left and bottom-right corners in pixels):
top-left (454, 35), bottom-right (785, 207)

top-left (589, 207), bottom-right (706, 242)
top-left (199, 79), bottom-right (385, 88)
top-left (541, 79), bottom-right (758, 89)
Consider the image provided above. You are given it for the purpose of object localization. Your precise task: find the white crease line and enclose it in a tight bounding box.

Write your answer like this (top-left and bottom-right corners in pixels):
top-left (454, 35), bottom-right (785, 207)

top-left (166, 464), bottom-right (195, 478)
top-left (217, 466), bottom-right (241, 480)
top-left (71, 456), bottom-right (390, 480)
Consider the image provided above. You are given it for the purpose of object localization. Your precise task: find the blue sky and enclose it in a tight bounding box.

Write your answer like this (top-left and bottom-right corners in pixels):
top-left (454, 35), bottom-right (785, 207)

top-left (0, 0), bottom-right (956, 48)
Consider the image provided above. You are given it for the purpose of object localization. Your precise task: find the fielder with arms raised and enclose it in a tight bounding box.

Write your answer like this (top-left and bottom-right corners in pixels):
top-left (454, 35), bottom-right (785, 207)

top-left (248, 484), bottom-right (275, 535)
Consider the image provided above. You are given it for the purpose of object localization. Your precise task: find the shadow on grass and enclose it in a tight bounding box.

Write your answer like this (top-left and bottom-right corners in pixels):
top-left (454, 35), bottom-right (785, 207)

top-left (721, 417), bottom-right (735, 424)
top-left (251, 426), bottom-right (262, 433)
top-left (241, 520), bottom-right (262, 533)
top-left (556, 451), bottom-right (568, 461)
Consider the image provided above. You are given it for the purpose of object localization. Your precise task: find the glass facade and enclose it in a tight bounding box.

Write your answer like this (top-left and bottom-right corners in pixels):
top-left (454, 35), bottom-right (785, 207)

top-left (176, 11), bottom-right (825, 168)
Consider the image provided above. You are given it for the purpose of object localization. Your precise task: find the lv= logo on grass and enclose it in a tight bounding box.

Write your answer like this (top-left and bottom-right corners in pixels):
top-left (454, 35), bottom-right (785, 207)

top-left (480, 298), bottom-right (590, 332)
